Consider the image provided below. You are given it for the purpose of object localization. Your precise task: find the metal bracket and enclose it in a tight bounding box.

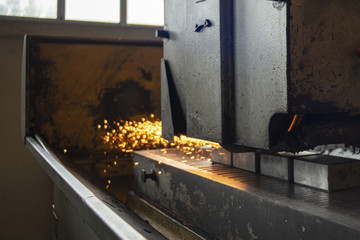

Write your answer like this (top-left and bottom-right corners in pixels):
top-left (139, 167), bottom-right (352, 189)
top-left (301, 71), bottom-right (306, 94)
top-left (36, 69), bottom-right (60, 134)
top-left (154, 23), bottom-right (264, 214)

top-left (161, 59), bottom-right (186, 142)
top-left (141, 169), bottom-right (157, 183)
top-left (194, 19), bottom-right (212, 32)
top-left (155, 29), bottom-right (170, 39)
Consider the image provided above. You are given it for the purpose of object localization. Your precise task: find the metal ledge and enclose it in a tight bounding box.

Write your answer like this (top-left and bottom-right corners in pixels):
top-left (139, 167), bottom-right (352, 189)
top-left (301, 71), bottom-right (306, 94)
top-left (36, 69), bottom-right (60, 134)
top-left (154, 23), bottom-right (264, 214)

top-left (25, 136), bottom-right (157, 240)
top-left (134, 149), bottom-right (360, 240)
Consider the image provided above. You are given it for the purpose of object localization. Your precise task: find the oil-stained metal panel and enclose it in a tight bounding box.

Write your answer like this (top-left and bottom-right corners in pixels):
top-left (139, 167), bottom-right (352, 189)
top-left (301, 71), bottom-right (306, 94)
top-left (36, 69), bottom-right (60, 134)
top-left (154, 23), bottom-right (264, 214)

top-left (289, 0), bottom-right (360, 113)
top-left (185, 0), bottom-right (224, 142)
top-left (233, 0), bottom-right (288, 149)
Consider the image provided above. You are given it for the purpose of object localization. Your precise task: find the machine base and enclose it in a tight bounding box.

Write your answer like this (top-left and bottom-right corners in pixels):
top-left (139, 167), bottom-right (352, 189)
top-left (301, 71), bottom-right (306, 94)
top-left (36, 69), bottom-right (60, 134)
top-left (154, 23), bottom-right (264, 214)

top-left (133, 149), bottom-right (360, 240)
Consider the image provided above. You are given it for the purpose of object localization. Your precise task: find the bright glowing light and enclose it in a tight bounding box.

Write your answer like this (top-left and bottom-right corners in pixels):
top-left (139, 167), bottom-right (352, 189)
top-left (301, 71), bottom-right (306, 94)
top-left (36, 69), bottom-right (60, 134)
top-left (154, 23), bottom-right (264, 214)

top-left (0, 0), bottom-right (164, 26)
top-left (66, 0), bottom-right (120, 23)
top-left (98, 114), bottom-right (220, 159)
top-left (127, 0), bottom-right (164, 26)
top-left (0, 0), bottom-right (57, 18)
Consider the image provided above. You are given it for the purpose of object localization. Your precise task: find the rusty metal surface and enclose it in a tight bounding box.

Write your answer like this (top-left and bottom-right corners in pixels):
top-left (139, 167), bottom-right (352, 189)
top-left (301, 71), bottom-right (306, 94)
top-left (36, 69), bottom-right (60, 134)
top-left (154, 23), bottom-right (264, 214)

top-left (260, 153), bottom-right (292, 181)
top-left (134, 149), bottom-right (360, 240)
top-left (24, 36), bottom-right (162, 156)
top-left (232, 152), bottom-right (258, 172)
top-left (211, 148), bottom-right (232, 166)
top-left (289, 0), bottom-right (360, 113)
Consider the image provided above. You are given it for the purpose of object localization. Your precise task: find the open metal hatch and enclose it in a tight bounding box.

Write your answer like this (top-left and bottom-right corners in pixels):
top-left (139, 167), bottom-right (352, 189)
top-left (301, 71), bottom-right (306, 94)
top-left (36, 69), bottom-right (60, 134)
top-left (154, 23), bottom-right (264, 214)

top-left (21, 35), bottom-right (166, 239)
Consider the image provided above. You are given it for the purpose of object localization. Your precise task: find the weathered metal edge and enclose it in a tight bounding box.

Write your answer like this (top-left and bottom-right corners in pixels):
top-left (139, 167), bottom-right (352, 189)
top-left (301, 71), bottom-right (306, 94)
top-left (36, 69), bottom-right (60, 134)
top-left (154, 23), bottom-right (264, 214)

top-left (26, 136), bottom-right (147, 240)
top-left (127, 191), bottom-right (205, 240)
top-left (134, 150), bottom-right (360, 239)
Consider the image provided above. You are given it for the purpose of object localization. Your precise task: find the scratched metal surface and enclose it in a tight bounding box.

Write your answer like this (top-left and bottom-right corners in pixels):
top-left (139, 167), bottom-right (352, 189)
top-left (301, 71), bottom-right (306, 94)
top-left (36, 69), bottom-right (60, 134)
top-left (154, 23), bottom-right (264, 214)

top-left (134, 149), bottom-right (360, 240)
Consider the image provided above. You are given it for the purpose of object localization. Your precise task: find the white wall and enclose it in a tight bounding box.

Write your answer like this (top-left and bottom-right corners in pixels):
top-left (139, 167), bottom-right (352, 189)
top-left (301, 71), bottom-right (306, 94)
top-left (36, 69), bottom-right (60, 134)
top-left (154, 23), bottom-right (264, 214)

top-left (0, 18), bottom-right (159, 240)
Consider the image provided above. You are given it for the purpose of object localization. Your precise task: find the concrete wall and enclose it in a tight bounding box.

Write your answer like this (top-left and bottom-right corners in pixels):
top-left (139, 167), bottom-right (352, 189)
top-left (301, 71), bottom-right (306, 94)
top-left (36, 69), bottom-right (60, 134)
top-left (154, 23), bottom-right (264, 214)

top-left (0, 35), bottom-right (53, 240)
top-left (0, 18), bottom-right (159, 240)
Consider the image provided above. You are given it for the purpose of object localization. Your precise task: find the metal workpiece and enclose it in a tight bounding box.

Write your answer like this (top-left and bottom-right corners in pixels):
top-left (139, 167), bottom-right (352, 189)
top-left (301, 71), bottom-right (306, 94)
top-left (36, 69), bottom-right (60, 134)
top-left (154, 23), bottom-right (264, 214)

top-left (260, 151), bottom-right (317, 181)
top-left (232, 152), bottom-right (259, 173)
top-left (260, 153), bottom-right (293, 181)
top-left (133, 149), bottom-right (360, 240)
top-left (211, 149), bottom-right (258, 172)
top-left (294, 155), bottom-right (360, 191)
top-left (211, 148), bottom-right (232, 166)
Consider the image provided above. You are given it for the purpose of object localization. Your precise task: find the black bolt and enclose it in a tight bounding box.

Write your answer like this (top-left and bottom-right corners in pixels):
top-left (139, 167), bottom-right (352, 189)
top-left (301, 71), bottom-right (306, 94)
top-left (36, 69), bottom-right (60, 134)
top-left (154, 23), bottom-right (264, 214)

top-left (141, 169), bottom-right (157, 183)
top-left (155, 30), bottom-right (169, 39)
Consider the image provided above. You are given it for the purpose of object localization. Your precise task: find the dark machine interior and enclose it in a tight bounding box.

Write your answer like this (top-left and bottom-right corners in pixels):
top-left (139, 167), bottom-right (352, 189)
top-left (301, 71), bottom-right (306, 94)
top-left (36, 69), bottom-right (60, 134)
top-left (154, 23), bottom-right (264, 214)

top-left (24, 36), bottom-right (164, 201)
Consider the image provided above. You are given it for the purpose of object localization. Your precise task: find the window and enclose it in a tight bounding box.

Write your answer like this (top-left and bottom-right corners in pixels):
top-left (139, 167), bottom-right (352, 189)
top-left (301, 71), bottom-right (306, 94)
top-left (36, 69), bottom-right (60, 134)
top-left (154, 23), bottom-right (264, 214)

top-left (127, 0), bottom-right (163, 26)
top-left (0, 0), bottom-right (164, 26)
top-left (0, 0), bottom-right (57, 19)
top-left (65, 0), bottom-right (120, 23)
